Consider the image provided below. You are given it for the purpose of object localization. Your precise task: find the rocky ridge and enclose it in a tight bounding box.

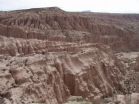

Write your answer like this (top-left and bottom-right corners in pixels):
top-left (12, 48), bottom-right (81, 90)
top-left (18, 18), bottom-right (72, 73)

top-left (0, 7), bottom-right (139, 51)
top-left (0, 43), bottom-right (125, 104)
top-left (0, 7), bottom-right (139, 104)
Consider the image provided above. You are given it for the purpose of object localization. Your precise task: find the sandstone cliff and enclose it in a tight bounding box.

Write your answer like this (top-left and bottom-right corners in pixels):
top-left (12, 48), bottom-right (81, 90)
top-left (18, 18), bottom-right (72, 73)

top-left (0, 7), bottom-right (139, 51)
top-left (0, 42), bottom-right (125, 104)
top-left (0, 7), bottom-right (139, 104)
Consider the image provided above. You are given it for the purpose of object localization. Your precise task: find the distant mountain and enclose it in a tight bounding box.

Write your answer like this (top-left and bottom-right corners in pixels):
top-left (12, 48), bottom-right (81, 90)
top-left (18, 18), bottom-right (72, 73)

top-left (82, 10), bottom-right (92, 12)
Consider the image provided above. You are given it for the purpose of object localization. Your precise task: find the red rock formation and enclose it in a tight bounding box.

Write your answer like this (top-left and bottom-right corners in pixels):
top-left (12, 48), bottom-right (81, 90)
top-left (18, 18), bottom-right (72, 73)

top-left (0, 42), bottom-right (126, 104)
top-left (0, 7), bottom-right (139, 104)
top-left (0, 7), bottom-right (139, 51)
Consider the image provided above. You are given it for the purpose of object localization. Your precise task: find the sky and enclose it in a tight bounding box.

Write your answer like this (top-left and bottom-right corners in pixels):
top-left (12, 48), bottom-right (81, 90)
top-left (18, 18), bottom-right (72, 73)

top-left (0, 0), bottom-right (139, 13)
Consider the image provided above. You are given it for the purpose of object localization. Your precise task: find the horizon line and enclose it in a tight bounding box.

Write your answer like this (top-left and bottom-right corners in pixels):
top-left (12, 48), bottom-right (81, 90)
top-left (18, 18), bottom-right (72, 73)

top-left (1, 7), bottom-right (139, 14)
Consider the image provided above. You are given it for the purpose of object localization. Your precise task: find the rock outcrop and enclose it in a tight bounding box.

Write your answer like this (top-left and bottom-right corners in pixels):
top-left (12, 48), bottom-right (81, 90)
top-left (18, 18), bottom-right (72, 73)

top-left (0, 42), bottom-right (125, 104)
top-left (0, 7), bottom-right (139, 104)
top-left (0, 7), bottom-right (139, 51)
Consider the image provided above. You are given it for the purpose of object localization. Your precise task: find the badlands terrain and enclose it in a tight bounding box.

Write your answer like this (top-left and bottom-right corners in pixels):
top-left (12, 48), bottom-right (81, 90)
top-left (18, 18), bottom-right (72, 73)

top-left (0, 7), bottom-right (139, 104)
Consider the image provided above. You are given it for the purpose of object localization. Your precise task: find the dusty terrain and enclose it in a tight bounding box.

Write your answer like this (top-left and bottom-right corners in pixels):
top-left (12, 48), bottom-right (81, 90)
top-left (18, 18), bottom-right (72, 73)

top-left (0, 7), bottom-right (139, 104)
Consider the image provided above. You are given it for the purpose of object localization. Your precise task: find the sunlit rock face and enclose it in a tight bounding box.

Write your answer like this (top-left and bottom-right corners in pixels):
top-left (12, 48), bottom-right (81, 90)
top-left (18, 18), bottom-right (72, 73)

top-left (0, 7), bottom-right (139, 104)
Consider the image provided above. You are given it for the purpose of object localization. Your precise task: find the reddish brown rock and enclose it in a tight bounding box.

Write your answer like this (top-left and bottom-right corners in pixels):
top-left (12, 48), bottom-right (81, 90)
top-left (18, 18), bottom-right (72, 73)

top-left (0, 7), bottom-right (139, 104)
top-left (0, 7), bottom-right (139, 51)
top-left (0, 43), bottom-right (126, 104)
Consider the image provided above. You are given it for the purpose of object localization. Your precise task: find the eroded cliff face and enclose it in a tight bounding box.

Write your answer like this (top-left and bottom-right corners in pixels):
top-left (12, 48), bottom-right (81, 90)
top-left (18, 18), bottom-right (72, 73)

top-left (0, 55), bottom-right (70, 104)
top-left (0, 39), bottom-right (125, 104)
top-left (0, 7), bottom-right (139, 51)
top-left (0, 7), bottom-right (139, 104)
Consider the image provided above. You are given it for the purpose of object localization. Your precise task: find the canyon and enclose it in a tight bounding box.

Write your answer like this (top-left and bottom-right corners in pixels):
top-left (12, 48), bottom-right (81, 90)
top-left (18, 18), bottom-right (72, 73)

top-left (0, 7), bottom-right (139, 104)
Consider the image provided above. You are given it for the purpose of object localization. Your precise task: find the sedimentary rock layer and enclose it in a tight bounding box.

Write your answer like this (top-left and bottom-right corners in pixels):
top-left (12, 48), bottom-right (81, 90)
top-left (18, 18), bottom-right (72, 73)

top-left (0, 42), bottom-right (125, 104)
top-left (0, 7), bottom-right (139, 104)
top-left (0, 7), bottom-right (139, 51)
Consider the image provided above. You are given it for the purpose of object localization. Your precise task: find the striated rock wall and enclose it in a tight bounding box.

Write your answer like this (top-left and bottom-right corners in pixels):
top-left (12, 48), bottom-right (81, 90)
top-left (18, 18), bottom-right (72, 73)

top-left (0, 54), bottom-right (70, 104)
top-left (0, 43), bottom-right (125, 104)
top-left (0, 7), bottom-right (139, 104)
top-left (0, 8), bottom-right (139, 51)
